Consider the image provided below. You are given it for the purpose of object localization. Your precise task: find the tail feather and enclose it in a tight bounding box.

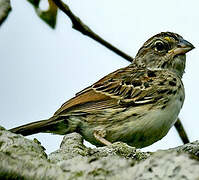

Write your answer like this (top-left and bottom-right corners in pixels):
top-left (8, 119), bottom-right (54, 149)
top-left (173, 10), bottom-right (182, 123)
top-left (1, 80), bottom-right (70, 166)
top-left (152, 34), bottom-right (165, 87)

top-left (9, 118), bottom-right (58, 136)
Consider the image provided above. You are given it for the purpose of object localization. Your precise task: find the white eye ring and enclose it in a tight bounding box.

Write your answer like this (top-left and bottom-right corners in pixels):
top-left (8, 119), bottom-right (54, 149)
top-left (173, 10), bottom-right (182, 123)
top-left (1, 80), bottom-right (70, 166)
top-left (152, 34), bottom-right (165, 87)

top-left (154, 41), bottom-right (165, 51)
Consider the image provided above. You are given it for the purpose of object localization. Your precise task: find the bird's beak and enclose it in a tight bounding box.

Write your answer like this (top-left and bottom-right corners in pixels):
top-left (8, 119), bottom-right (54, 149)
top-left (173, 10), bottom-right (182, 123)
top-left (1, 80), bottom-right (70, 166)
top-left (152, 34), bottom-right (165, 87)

top-left (169, 38), bottom-right (195, 56)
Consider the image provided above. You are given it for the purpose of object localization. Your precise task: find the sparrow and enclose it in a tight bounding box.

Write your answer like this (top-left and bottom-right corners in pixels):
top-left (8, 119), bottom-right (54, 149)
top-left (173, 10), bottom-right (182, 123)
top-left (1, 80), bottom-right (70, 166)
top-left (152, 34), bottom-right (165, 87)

top-left (10, 32), bottom-right (194, 148)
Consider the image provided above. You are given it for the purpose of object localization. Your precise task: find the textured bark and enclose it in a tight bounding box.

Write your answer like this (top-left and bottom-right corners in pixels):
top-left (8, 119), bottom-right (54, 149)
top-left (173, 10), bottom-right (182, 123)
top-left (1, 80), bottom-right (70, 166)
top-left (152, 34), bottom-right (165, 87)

top-left (0, 126), bottom-right (199, 180)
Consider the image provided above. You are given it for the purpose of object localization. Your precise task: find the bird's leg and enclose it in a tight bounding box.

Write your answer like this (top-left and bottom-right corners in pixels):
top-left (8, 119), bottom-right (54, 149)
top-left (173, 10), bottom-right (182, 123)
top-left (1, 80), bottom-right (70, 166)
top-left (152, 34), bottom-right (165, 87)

top-left (93, 129), bottom-right (112, 146)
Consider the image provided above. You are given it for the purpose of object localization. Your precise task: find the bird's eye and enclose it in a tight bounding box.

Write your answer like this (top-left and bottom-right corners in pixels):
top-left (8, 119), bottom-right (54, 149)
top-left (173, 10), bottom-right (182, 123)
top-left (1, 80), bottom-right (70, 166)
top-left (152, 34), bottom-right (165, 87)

top-left (154, 41), bottom-right (165, 52)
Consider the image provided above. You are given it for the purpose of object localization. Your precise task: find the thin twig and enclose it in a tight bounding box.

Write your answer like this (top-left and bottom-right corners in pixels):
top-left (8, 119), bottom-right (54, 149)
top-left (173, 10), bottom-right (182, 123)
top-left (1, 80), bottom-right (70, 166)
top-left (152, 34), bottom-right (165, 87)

top-left (174, 118), bottom-right (189, 144)
top-left (51, 0), bottom-right (133, 62)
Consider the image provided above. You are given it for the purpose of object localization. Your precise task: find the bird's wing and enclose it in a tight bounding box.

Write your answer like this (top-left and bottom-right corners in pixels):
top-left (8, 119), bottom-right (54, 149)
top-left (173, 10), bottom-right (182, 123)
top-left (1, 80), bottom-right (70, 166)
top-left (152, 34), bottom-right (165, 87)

top-left (54, 65), bottom-right (176, 116)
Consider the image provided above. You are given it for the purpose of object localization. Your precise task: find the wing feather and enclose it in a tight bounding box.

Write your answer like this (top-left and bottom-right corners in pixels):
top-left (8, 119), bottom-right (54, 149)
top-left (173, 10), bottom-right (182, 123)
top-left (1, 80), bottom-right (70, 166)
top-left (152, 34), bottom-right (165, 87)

top-left (54, 65), bottom-right (177, 116)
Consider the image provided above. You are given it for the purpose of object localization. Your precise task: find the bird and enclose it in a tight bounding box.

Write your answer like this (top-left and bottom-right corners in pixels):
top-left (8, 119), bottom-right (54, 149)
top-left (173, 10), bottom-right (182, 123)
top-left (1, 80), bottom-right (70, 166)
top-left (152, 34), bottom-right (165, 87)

top-left (10, 32), bottom-right (194, 148)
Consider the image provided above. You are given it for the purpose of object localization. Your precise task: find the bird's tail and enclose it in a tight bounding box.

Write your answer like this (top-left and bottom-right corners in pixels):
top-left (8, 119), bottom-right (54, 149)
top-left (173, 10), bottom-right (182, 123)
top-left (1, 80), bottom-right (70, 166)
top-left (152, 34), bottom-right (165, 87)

top-left (9, 117), bottom-right (65, 136)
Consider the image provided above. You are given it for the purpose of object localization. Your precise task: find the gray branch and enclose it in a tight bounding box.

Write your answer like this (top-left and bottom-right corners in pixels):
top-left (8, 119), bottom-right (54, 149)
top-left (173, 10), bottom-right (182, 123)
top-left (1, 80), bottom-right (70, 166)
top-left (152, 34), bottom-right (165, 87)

top-left (52, 0), bottom-right (134, 62)
top-left (0, 126), bottom-right (199, 180)
top-left (0, 0), bottom-right (11, 26)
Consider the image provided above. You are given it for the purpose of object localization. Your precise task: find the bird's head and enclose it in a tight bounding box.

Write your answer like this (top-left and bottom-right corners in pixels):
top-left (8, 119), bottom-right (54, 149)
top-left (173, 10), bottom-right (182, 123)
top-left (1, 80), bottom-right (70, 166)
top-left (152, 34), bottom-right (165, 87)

top-left (135, 32), bottom-right (194, 77)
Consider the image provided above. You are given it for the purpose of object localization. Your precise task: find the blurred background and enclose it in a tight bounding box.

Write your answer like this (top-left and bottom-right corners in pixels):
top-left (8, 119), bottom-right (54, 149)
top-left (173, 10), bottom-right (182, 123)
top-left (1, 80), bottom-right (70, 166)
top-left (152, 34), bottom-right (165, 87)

top-left (0, 0), bottom-right (198, 154)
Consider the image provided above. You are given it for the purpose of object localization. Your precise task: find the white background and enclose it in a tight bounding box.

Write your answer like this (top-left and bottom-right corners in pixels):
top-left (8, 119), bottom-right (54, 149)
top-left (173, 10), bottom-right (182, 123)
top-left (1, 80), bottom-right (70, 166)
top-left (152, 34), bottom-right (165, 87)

top-left (0, 0), bottom-right (198, 154)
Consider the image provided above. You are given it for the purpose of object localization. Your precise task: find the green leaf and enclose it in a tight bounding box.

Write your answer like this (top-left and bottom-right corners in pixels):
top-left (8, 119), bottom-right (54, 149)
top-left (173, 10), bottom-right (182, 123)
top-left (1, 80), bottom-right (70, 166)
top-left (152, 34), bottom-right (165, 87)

top-left (27, 0), bottom-right (40, 8)
top-left (28, 0), bottom-right (58, 29)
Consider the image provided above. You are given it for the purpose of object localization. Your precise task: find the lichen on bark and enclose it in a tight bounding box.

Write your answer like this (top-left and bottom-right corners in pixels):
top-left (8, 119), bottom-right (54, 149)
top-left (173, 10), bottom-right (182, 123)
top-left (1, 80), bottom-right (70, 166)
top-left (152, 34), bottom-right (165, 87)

top-left (0, 126), bottom-right (199, 180)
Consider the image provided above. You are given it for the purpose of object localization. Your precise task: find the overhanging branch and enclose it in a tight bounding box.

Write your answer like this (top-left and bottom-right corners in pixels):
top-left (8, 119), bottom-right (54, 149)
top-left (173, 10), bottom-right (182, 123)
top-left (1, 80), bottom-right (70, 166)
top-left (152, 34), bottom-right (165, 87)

top-left (52, 0), bottom-right (133, 62)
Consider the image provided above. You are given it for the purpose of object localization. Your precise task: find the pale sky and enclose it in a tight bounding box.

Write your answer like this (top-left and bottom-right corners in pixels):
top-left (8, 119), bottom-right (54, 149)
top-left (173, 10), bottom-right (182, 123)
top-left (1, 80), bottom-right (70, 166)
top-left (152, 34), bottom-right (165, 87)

top-left (0, 0), bottom-right (198, 154)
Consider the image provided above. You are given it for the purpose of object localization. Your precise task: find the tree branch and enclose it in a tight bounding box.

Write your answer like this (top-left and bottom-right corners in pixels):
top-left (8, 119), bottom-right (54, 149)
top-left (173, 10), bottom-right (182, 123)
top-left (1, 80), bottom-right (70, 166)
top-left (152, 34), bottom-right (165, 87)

top-left (174, 118), bottom-right (189, 144)
top-left (0, 0), bottom-right (11, 26)
top-left (51, 0), bottom-right (133, 63)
